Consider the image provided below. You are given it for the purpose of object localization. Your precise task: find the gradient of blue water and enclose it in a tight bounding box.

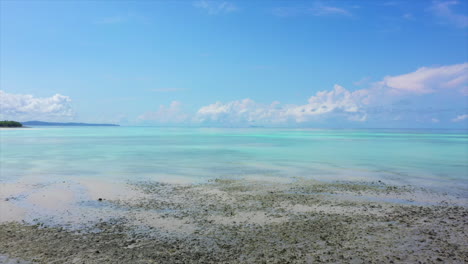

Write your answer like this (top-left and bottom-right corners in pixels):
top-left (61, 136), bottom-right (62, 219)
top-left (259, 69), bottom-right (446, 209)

top-left (1, 127), bottom-right (467, 193)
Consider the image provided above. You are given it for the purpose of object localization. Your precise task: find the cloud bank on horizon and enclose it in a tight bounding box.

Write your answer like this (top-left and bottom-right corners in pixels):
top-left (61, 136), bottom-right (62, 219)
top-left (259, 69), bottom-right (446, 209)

top-left (143, 63), bottom-right (468, 126)
top-left (1, 62), bottom-right (467, 126)
top-left (1, 63), bottom-right (467, 127)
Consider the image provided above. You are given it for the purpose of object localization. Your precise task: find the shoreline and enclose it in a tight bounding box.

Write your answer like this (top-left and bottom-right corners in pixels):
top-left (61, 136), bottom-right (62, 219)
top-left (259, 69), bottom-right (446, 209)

top-left (1, 178), bottom-right (467, 263)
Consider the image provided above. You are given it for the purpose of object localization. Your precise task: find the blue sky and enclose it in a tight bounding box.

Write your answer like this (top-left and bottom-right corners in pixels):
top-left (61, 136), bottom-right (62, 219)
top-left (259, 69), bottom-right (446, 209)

top-left (1, 0), bottom-right (467, 127)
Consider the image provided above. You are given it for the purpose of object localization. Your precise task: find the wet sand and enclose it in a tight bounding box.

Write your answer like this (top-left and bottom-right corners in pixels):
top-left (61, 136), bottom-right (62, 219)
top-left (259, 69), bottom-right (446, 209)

top-left (0, 178), bottom-right (467, 263)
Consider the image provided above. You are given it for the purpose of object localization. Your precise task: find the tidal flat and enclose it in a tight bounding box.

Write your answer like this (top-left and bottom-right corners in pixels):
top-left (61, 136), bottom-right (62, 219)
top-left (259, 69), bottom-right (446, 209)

top-left (0, 178), bottom-right (467, 263)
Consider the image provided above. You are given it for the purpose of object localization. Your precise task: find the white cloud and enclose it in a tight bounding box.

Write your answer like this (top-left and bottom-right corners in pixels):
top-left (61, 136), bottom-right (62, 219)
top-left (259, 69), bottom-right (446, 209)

top-left (430, 1), bottom-right (468, 28)
top-left (310, 4), bottom-right (351, 16)
top-left (378, 63), bottom-right (468, 94)
top-left (431, 118), bottom-right (440, 123)
top-left (195, 85), bottom-right (369, 125)
top-left (0, 90), bottom-right (74, 121)
top-left (196, 99), bottom-right (287, 124)
top-left (138, 101), bottom-right (189, 123)
top-left (284, 85), bottom-right (370, 122)
top-left (452, 114), bottom-right (468, 122)
top-left (193, 1), bottom-right (238, 15)
top-left (272, 4), bottom-right (351, 17)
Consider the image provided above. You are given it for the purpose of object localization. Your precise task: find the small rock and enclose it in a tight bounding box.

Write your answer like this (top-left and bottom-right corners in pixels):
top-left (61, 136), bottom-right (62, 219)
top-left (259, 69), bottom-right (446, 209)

top-left (98, 198), bottom-right (103, 201)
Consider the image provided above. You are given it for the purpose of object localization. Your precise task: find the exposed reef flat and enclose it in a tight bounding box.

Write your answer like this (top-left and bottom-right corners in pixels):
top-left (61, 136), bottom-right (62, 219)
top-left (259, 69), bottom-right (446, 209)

top-left (0, 178), bottom-right (467, 263)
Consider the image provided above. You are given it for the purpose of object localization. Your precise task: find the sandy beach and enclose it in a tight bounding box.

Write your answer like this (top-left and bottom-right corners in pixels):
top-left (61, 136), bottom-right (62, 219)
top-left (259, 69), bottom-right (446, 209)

top-left (1, 178), bottom-right (467, 263)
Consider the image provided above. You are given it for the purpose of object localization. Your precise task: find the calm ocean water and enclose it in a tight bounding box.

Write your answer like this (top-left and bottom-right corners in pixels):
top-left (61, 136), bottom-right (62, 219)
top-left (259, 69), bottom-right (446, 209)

top-left (1, 127), bottom-right (467, 194)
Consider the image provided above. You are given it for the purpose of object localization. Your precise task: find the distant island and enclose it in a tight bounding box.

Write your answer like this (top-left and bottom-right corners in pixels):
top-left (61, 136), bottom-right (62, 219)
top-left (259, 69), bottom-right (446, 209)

top-left (23, 121), bottom-right (119, 127)
top-left (0, 120), bottom-right (23, 127)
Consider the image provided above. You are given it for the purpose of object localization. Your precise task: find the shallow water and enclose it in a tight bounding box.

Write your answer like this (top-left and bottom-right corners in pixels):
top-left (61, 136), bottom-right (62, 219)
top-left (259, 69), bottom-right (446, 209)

top-left (1, 127), bottom-right (467, 190)
top-left (1, 126), bottom-right (467, 227)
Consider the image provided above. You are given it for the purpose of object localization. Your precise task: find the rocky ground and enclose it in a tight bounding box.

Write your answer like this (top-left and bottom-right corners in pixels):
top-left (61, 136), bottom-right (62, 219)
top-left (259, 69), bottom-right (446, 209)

top-left (0, 178), bottom-right (467, 263)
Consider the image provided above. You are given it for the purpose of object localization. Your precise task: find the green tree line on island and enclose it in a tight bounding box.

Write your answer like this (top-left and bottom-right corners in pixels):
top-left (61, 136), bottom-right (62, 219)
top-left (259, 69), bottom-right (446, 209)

top-left (0, 121), bottom-right (23, 127)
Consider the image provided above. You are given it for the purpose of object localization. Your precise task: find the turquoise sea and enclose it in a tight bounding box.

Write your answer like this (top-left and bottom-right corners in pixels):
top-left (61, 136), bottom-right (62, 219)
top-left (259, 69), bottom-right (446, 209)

top-left (1, 127), bottom-right (467, 196)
